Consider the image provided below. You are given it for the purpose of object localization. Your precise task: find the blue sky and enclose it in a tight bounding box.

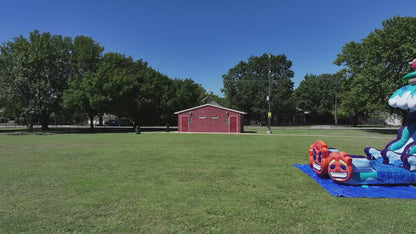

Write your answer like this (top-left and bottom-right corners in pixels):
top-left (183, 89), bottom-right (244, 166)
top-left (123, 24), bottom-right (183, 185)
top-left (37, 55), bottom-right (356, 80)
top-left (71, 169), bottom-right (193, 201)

top-left (1, 0), bottom-right (415, 96)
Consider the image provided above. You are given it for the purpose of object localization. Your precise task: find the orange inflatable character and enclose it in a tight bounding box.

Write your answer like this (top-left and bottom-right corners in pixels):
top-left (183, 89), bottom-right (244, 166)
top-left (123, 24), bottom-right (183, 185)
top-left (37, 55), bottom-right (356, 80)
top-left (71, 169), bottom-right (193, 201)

top-left (327, 151), bottom-right (353, 182)
top-left (309, 140), bottom-right (330, 175)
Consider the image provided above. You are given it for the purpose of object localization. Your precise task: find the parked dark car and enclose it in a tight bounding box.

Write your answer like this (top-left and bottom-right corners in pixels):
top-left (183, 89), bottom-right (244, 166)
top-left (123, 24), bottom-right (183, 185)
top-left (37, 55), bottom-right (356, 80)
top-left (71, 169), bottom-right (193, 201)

top-left (105, 120), bottom-right (123, 126)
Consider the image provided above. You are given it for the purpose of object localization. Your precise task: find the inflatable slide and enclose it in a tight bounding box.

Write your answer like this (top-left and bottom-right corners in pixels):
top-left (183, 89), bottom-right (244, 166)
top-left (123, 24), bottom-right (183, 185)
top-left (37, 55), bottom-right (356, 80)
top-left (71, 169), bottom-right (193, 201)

top-left (309, 60), bottom-right (416, 185)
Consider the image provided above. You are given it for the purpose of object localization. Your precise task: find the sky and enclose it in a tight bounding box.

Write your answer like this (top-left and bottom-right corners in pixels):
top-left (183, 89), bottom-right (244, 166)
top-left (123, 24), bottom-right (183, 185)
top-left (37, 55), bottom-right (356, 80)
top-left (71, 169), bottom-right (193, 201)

top-left (0, 0), bottom-right (415, 96)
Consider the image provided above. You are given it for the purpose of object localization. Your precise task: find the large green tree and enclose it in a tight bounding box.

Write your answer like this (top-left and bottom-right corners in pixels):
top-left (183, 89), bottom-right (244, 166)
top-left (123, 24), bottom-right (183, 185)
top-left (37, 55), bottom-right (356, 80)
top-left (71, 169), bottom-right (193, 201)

top-left (65, 51), bottom-right (206, 127)
top-left (102, 54), bottom-right (153, 126)
top-left (222, 53), bottom-right (295, 123)
top-left (2, 30), bottom-right (207, 129)
top-left (62, 36), bottom-right (104, 128)
top-left (0, 30), bottom-right (72, 131)
top-left (293, 73), bottom-right (344, 124)
top-left (335, 16), bottom-right (416, 124)
top-left (165, 78), bottom-right (206, 123)
top-left (103, 54), bottom-right (205, 126)
top-left (337, 74), bottom-right (371, 126)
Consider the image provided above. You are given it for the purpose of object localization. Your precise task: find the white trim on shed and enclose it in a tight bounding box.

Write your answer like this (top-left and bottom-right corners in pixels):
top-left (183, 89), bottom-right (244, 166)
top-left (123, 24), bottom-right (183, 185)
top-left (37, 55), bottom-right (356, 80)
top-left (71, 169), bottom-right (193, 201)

top-left (174, 103), bottom-right (247, 115)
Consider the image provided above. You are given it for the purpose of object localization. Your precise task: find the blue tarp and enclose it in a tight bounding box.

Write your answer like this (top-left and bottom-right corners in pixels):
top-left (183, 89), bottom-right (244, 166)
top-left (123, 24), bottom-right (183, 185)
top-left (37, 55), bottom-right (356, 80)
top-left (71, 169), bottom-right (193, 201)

top-left (294, 164), bottom-right (416, 199)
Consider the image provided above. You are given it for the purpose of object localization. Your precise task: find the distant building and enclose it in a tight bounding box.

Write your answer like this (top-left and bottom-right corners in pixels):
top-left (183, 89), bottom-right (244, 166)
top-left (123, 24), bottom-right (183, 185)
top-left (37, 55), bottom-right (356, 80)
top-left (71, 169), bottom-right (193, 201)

top-left (174, 103), bottom-right (246, 133)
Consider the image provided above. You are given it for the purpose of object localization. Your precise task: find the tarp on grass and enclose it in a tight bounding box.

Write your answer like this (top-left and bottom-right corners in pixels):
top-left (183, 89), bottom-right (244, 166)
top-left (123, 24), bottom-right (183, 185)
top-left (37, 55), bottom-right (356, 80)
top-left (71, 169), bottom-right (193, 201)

top-left (294, 164), bottom-right (416, 199)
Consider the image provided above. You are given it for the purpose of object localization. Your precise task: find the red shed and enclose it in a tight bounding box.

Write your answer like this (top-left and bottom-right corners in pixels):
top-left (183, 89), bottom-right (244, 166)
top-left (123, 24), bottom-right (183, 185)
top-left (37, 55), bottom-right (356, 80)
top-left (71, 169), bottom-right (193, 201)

top-left (174, 103), bottom-right (246, 133)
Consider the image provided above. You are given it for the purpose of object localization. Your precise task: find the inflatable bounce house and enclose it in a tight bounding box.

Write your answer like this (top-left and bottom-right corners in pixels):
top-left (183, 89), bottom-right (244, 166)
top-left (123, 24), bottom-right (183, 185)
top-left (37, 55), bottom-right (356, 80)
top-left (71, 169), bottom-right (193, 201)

top-left (309, 60), bottom-right (416, 185)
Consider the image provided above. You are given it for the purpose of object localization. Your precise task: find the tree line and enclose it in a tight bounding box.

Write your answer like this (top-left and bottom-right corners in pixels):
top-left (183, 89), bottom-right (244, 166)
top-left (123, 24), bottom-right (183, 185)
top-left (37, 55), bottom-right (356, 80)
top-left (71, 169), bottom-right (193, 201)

top-left (1, 16), bottom-right (416, 131)
top-left (0, 30), bottom-right (206, 131)
top-left (222, 16), bottom-right (416, 126)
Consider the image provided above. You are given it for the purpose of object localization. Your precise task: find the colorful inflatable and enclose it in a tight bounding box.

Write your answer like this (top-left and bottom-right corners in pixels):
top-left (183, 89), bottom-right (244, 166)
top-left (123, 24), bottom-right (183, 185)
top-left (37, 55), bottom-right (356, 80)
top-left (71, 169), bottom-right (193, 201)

top-left (309, 139), bottom-right (416, 185)
top-left (309, 61), bottom-right (416, 185)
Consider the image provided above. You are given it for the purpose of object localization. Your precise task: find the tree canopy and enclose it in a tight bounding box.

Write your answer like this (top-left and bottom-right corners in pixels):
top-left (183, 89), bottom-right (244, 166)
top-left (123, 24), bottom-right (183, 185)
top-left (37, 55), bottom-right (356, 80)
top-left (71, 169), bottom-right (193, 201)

top-left (0, 30), bottom-right (206, 131)
top-left (0, 30), bottom-right (72, 131)
top-left (293, 73), bottom-right (345, 124)
top-left (222, 53), bottom-right (294, 123)
top-left (335, 16), bottom-right (416, 124)
top-left (63, 36), bottom-right (105, 128)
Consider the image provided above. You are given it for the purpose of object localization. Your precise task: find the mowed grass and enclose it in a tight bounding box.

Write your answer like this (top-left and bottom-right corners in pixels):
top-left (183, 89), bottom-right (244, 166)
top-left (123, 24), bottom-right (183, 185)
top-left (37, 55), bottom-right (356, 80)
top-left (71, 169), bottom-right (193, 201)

top-left (1, 130), bottom-right (415, 233)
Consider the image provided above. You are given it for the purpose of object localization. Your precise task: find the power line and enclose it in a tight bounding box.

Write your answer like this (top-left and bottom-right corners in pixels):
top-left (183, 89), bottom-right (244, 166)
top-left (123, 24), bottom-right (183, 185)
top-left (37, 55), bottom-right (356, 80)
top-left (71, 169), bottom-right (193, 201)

top-left (223, 80), bottom-right (270, 83)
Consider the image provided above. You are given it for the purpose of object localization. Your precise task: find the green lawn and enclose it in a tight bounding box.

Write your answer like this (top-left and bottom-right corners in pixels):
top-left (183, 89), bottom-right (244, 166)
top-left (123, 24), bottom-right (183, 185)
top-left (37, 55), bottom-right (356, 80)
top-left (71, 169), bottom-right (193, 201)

top-left (1, 130), bottom-right (414, 233)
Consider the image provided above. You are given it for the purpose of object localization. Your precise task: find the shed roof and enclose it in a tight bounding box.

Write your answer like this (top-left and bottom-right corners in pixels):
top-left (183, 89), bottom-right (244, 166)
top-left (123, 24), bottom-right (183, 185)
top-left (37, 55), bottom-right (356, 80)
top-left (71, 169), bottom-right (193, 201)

top-left (174, 103), bottom-right (247, 115)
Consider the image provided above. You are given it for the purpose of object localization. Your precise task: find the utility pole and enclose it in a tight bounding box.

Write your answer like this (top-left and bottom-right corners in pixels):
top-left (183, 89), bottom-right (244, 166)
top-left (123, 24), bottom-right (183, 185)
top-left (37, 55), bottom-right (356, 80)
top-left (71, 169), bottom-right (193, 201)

top-left (267, 54), bottom-right (272, 134)
top-left (335, 77), bottom-right (338, 126)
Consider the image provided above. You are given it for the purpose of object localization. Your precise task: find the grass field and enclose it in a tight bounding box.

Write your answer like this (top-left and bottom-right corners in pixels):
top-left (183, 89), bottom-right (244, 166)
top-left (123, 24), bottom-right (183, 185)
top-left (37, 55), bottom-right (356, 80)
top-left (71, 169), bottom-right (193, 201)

top-left (1, 129), bottom-right (415, 233)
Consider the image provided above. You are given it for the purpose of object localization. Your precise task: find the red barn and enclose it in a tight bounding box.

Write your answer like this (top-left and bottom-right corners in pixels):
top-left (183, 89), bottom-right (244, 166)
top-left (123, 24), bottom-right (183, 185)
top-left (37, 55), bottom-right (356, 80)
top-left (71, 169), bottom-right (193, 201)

top-left (174, 103), bottom-right (246, 133)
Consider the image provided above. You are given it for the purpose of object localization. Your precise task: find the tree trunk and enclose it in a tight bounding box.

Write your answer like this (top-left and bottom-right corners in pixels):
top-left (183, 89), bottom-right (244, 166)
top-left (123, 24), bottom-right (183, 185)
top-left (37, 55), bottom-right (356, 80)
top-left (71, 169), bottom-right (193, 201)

top-left (132, 119), bottom-right (138, 130)
top-left (41, 110), bottom-right (49, 131)
top-left (28, 116), bottom-right (34, 132)
top-left (89, 114), bottom-right (95, 129)
top-left (98, 114), bottom-right (103, 126)
top-left (28, 123), bottom-right (34, 132)
top-left (41, 122), bottom-right (48, 131)
top-left (352, 110), bottom-right (358, 127)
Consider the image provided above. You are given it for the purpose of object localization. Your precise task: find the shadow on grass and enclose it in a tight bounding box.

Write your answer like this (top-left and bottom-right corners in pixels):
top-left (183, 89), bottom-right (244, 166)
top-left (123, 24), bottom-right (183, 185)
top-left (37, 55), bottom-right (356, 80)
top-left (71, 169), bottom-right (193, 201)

top-left (362, 129), bottom-right (399, 135)
top-left (0, 126), bottom-right (178, 135)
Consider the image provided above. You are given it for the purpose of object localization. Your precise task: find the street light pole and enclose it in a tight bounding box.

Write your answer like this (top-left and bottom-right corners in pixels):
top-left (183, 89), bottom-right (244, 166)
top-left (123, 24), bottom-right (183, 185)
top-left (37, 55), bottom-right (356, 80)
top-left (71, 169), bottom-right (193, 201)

top-left (267, 54), bottom-right (272, 134)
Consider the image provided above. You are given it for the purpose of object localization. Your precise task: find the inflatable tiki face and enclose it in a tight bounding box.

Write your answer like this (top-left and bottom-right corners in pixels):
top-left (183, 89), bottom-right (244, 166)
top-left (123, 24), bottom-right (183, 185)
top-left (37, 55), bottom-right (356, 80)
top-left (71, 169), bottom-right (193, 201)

top-left (327, 151), bottom-right (353, 182)
top-left (309, 140), bottom-right (329, 175)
